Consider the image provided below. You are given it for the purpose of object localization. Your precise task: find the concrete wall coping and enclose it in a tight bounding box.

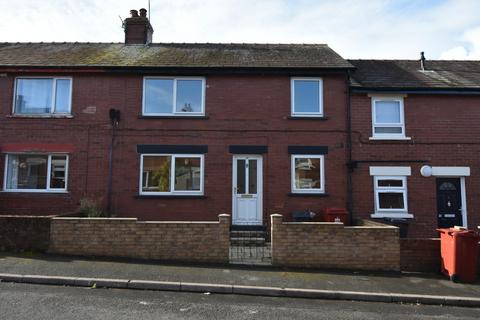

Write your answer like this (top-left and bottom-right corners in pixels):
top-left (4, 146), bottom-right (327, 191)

top-left (0, 215), bottom-right (55, 218)
top-left (282, 222), bottom-right (342, 226)
top-left (137, 221), bottom-right (219, 225)
top-left (280, 222), bottom-right (397, 229)
top-left (345, 226), bottom-right (398, 230)
top-left (52, 217), bottom-right (223, 225)
top-left (52, 217), bottom-right (138, 221)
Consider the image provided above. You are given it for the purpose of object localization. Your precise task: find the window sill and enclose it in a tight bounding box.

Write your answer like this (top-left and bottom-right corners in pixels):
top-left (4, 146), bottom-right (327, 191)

top-left (287, 116), bottom-right (328, 120)
top-left (370, 213), bottom-right (414, 219)
top-left (1, 190), bottom-right (70, 195)
top-left (288, 192), bottom-right (329, 197)
top-left (369, 137), bottom-right (412, 141)
top-left (135, 195), bottom-right (207, 199)
top-left (138, 115), bottom-right (209, 119)
top-left (8, 114), bottom-right (74, 119)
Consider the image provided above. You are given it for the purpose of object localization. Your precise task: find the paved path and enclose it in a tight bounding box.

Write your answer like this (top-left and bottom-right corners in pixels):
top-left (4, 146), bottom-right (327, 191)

top-left (1, 282), bottom-right (479, 320)
top-left (1, 252), bottom-right (479, 298)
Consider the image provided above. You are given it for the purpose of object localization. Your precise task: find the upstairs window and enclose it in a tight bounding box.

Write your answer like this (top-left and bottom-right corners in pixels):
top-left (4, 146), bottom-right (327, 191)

top-left (291, 78), bottom-right (323, 117)
top-left (143, 77), bottom-right (205, 116)
top-left (140, 154), bottom-right (204, 195)
top-left (4, 154), bottom-right (68, 192)
top-left (14, 78), bottom-right (72, 115)
top-left (371, 96), bottom-right (405, 139)
top-left (291, 155), bottom-right (325, 194)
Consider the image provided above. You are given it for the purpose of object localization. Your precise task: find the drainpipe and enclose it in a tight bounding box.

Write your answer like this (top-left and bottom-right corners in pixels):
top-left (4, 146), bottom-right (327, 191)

top-left (345, 71), bottom-right (354, 224)
top-left (107, 108), bottom-right (121, 215)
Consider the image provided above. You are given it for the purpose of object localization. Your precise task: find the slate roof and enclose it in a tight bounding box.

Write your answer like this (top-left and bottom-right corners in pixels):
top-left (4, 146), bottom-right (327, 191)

top-left (0, 42), bottom-right (353, 69)
top-left (349, 59), bottom-right (480, 90)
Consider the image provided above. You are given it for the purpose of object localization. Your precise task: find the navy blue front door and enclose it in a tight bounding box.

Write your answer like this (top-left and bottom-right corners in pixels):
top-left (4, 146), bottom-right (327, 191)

top-left (436, 178), bottom-right (463, 228)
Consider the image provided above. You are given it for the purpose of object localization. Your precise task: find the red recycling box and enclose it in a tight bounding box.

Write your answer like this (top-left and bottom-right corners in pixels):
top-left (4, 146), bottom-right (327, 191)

top-left (322, 207), bottom-right (349, 225)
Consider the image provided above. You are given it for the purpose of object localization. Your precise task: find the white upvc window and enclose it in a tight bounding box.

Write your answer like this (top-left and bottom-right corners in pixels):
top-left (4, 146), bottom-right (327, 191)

top-left (142, 77), bottom-right (205, 116)
top-left (373, 176), bottom-right (411, 217)
top-left (291, 78), bottom-right (323, 117)
top-left (139, 154), bottom-right (204, 195)
top-left (13, 77), bottom-right (72, 115)
top-left (291, 155), bottom-right (325, 193)
top-left (371, 96), bottom-right (406, 139)
top-left (3, 154), bottom-right (69, 192)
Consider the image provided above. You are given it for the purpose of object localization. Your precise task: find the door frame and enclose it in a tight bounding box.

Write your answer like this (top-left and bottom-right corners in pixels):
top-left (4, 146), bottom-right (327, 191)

top-left (436, 176), bottom-right (468, 228)
top-left (232, 154), bottom-right (263, 225)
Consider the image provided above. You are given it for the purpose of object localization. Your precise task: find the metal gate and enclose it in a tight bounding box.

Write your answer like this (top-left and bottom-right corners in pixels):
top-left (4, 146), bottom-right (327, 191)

top-left (229, 225), bottom-right (271, 265)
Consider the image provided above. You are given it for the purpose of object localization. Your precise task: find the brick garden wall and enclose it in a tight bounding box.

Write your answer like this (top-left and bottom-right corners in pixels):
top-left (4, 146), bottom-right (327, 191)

top-left (0, 215), bottom-right (51, 252)
top-left (49, 214), bottom-right (231, 263)
top-left (270, 214), bottom-right (400, 271)
top-left (400, 238), bottom-right (441, 272)
top-left (400, 238), bottom-right (480, 274)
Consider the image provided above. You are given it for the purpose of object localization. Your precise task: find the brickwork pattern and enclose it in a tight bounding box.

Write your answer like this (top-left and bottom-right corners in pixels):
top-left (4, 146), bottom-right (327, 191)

top-left (400, 238), bottom-right (440, 272)
top-left (48, 214), bottom-right (231, 263)
top-left (0, 215), bottom-right (51, 252)
top-left (400, 238), bottom-right (480, 274)
top-left (270, 214), bottom-right (400, 271)
top-left (0, 74), bottom-right (349, 222)
top-left (351, 93), bottom-right (480, 237)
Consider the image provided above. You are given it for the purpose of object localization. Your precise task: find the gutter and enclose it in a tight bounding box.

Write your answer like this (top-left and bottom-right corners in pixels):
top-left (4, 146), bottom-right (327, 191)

top-left (351, 87), bottom-right (480, 95)
top-left (0, 65), bottom-right (355, 76)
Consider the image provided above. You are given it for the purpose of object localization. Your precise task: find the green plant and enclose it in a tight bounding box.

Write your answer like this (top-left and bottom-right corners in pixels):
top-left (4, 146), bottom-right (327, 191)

top-left (78, 199), bottom-right (106, 217)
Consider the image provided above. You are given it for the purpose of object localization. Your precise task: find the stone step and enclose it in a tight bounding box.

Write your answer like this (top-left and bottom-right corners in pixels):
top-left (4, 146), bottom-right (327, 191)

top-left (230, 230), bottom-right (267, 238)
top-left (230, 237), bottom-right (266, 246)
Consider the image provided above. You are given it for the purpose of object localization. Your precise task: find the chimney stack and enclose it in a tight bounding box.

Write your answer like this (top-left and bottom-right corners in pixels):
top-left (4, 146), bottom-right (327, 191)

top-left (124, 8), bottom-right (153, 45)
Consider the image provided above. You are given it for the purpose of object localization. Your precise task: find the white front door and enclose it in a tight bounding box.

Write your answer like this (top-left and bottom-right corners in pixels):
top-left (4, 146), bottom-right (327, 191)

top-left (232, 155), bottom-right (263, 225)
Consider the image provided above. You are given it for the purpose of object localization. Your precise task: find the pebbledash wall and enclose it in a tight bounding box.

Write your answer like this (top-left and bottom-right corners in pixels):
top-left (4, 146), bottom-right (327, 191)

top-left (351, 94), bottom-right (480, 238)
top-left (0, 73), bottom-right (349, 223)
top-left (270, 214), bottom-right (401, 271)
top-left (48, 214), bottom-right (231, 263)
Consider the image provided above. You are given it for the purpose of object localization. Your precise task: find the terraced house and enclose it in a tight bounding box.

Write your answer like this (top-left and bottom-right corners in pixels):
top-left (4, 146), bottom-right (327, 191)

top-left (349, 59), bottom-right (480, 237)
top-left (0, 9), bottom-right (479, 238)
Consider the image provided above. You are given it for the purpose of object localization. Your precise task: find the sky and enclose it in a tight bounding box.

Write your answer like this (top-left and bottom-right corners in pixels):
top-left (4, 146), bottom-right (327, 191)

top-left (0, 0), bottom-right (479, 59)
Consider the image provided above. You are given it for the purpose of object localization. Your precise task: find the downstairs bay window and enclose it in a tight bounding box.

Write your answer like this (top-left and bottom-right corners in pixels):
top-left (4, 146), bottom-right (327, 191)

top-left (3, 154), bottom-right (68, 192)
top-left (140, 154), bottom-right (204, 195)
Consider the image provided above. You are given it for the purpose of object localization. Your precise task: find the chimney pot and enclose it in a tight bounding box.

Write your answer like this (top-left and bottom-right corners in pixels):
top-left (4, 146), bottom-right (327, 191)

top-left (130, 9), bottom-right (139, 17)
top-left (139, 8), bottom-right (147, 18)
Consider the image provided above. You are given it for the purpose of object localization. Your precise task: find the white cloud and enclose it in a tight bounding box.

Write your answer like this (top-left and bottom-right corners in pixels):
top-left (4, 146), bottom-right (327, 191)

top-left (440, 26), bottom-right (480, 59)
top-left (0, 0), bottom-right (479, 59)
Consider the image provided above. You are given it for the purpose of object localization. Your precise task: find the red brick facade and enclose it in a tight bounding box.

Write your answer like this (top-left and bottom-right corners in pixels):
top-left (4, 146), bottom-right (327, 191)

top-left (1, 68), bottom-right (479, 238)
top-left (0, 73), bottom-right (349, 223)
top-left (351, 93), bottom-right (480, 237)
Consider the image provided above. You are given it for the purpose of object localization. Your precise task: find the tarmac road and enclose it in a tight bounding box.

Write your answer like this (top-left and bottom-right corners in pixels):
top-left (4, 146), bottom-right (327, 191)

top-left (1, 282), bottom-right (479, 320)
